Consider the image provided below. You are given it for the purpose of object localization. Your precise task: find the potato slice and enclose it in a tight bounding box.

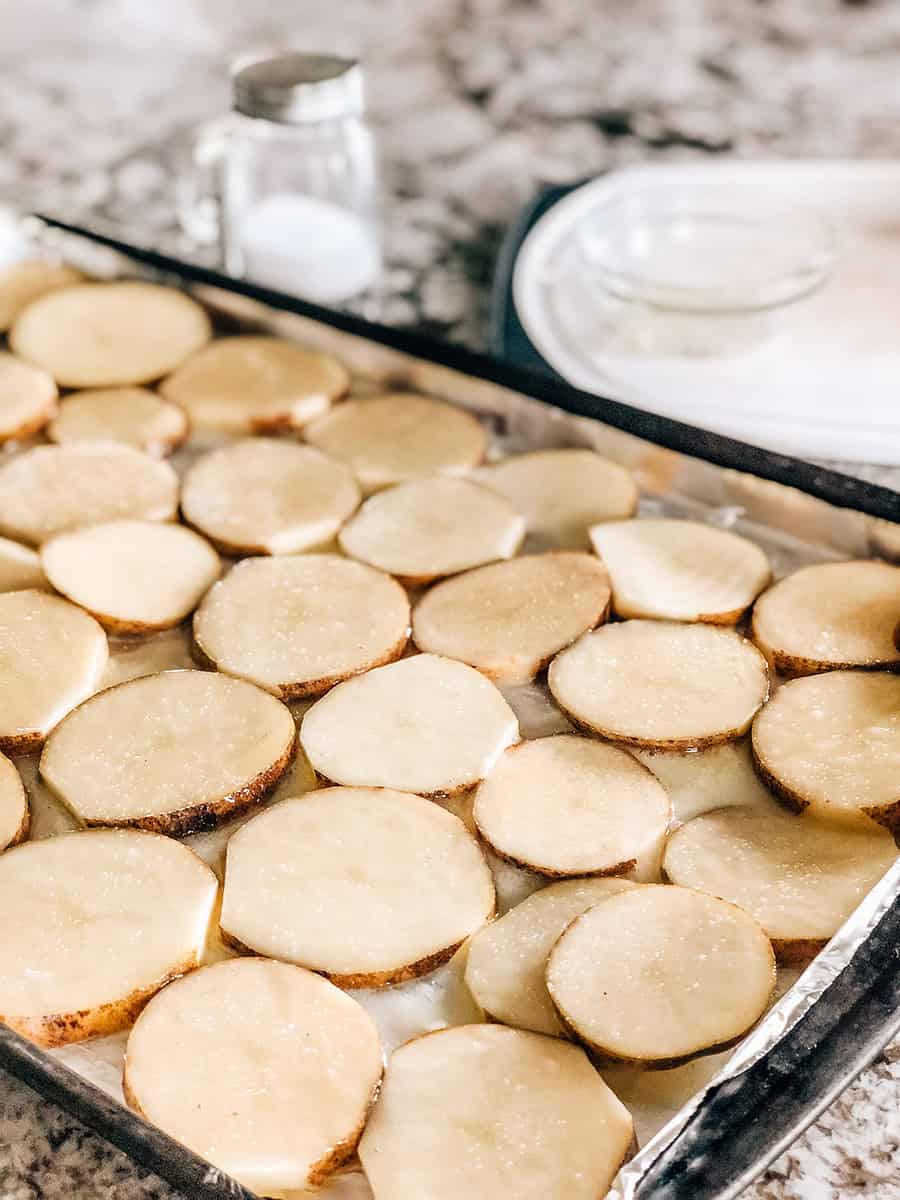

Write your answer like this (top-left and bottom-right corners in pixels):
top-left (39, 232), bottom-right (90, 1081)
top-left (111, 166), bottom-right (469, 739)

top-left (124, 958), bottom-right (382, 1193)
top-left (751, 671), bottom-right (900, 832)
top-left (412, 552), bottom-right (611, 684)
top-left (589, 518), bottom-right (770, 623)
top-left (193, 554), bottom-right (409, 698)
top-left (0, 351), bottom-right (57, 442)
top-left (47, 387), bottom-right (189, 456)
top-left (159, 335), bottom-right (348, 433)
top-left (751, 560), bottom-right (900, 673)
top-left (549, 621), bottom-right (768, 750)
top-left (221, 787), bottom-right (494, 986)
top-left (464, 877), bottom-right (637, 1034)
top-left (181, 438), bottom-right (360, 555)
top-left (0, 590), bottom-right (107, 755)
top-left (474, 736), bottom-right (670, 877)
top-left (359, 1024), bottom-right (633, 1200)
top-left (546, 886), bottom-right (775, 1066)
top-left (0, 444), bottom-right (178, 546)
top-left (40, 669), bottom-right (295, 835)
top-left (0, 261), bottom-right (83, 331)
top-left (0, 537), bottom-right (45, 593)
top-left (0, 828), bottom-right (216, 1046)
top-left (304, 391), bottom-right (487, 491)
top-left (634, 740), bottom-right (774, 824)
top-left (0, 753), bottom-right (29, 849)
top-left (663, 805), bottom-right (898, 965)
top-left (10, 282), bottom-right (211, 387)
top-left (300, 654), bottom-right (518, 795)
top-left (480, 448), bottom-right (638, 549)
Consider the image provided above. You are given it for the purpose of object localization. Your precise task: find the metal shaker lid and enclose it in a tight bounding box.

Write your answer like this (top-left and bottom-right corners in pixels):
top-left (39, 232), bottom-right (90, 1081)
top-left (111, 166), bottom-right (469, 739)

top-left (232, 53), bottom-right (365, 124)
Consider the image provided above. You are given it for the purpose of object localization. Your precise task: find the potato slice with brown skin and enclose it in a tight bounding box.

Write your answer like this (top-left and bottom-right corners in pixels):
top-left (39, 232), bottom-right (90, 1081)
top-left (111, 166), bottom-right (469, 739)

top-left (751, 560), bottom-right (900, 674)
top-left (412, 552), bottom-right (610, 685)
top-left (473, 735), bottom-right (670, 878)
top-left (589, 518), bottom-right (771, 624)
top-left (221, 787), bottom-right (494, 987)
top-left (124, 958), bottom-right (382, 1193)
top-left (300, 653), bottom-right (518, 796)
top-left (47, 387), bottom-right (189, 457)
top-left (42, 521), bottom-right (221, 635)
top-left (0, 537), bottom-right (45, 593)
top-left (752, 671), bottom-right (900, 833)
top-left (0, 753), bottom-right (29, 849)
top-left (0, 261), bottom-right (83, 331)
top-left (549, 621), bottom-right (768, 750)
top-left (193, 554), bottom-right (409, 698)
top-left (181, 438), bottom-right (360, 556)
top-left (338, 477), bottom-right (524, 585)
top-left (159, 335), bottom-right (349, 433)
top-left (0, 590), bottom-right (107, 756)
top-left (464, 877), bottom-right (637, 1035)
top-left (359, 1024), bottom-right (634, 1200)
top-left (40, 670), bottom-right (296, 835)
top-left (546, 886), bottom-right (775, 1068)
top-left (0, 828), bottom-right (217, 1046)
top-left (0, 351), bottom-right (57, 442)
top-left (663, 804), bottom-right (898, 966)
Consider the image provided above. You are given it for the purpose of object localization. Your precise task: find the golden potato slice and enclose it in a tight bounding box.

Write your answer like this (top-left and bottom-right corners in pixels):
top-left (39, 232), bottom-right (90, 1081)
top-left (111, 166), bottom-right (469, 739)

top-left (193, 554), bottom-right (409, 698)
top-left (0, 444), bottom-right (178, 546)
top-left (40, 669), bottom-right (295, 835)
top-left (181, 438), bottom-right (359, 556)
top-left (47, 387), bottom-right (189, 456)
top-left (0, 261), bottom-right (83, 331)
top-left (464, 877), bottom-right (637, 1035)
top-left (10, 282), bottom-right (211, 387)
top-left (159, 335), bottom-right (348, 433)
top-left (549, 621), bottom-right (768, 750)
top-left (0, 537), bottom-right (45, 592)
top-left (546, 887), bottom-right (775, 1066)
top-left (304, 391), bottom-right (487, 491)
top-left (634, 740), bottom-right (774, 824)
top-left (221, 787), bottom-right (494, 986)
top-left (0, 754), bottom-right (28, 849)
top-left (359, 1024), bottom-right (633, 1200)
top-left (481, 448), bottom-right (638, 549)
top-left (0, 829), bottom-right (216, 1046)
top-left (751, 671), bottom-right (900, 833)
top-left (0, 351), bottom-right (57, 442)
top-left (474, 736), bottom-right (670, 877)
top-left (663, 804), bottom-right (898, 965)
top-left (124, 958), bottom-right (382, 1193)
top-left (751, 560), bottom-right (900, 674)
top-left (589, 518), bottom-right (770, 623)
top-left (0, 590), bottom-right (107, 755)
top-left (412, 552), bottom-right (610, 684)
top-left (300, 654), bottom-right (518, 795)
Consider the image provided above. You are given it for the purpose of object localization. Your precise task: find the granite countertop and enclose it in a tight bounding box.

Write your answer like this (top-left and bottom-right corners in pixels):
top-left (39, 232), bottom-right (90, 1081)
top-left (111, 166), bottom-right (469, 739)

top-left (0, 1), bottom-right (898, 1197)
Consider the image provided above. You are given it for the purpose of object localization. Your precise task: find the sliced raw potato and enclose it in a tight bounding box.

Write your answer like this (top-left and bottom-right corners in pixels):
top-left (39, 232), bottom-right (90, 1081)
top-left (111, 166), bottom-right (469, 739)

top-left (589, 518), bottom-right (770, 623)
top-left (412, 552), bottom-right (610, 684)
top-left (40, 669), bottom-right (296, 835)
top-left (124, 958), bottom-right (381, 1193)
top-left (181, 438), bottom-right (360, 555)
top-left (304, 391), bottom-right (486, 491)
top-left (0, 590), bottom-right (107, 755)
top-left (221, 787), bottom-right (494, 986)
top-left (10, 282), bottom-right (211, 387)
top-left (474, 736), bottom-right (670, 877)
top-left (359, 1024), bottom-right (633, 1200)
top-left (42, 521), bottom-right (221, 635)
top-left (546, 886), bottom-right (775, 1066)
top-left (663, 805), bottom-right (898, 965)
top-left (194, 554), bottom-right (409, 698)
top-left (301, 654), bottom-right (518, 795)
top-left (338, 477), bottom-right (524, 585)
top-left (465, 877), bottom-right (637, 1035)
top-left (0, 753), bottom-right (28, 849)
top-left (549, 621), bottom-right (768, 750)
top-left (0, 444), bottom-right (178, 546)
top-left (0, 261), bottom-right (83, 331)
top-left (751, 560), bottom-right (900, 673)
top-left (47, 387), bottom-right (189, 456)
top-left (159, 335), bottom-right (348, 433)
top-left (751, 671), bottom-right (900, 832)
top-left (634, 740), bottom-right (774, 824)
top-left (0, 537), bottom-right (45, 592)
top-left (481, 448), bottom-right (638, 549)
top-left (0, 351), bottom-right (57, 442)
top-left (0, 828), bottom-right (216, 1046)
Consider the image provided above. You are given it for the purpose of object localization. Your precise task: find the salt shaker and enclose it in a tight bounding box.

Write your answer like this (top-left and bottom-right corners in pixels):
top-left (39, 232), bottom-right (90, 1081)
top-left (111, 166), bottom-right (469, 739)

top-left (178, 53), bottom-right (382, 305)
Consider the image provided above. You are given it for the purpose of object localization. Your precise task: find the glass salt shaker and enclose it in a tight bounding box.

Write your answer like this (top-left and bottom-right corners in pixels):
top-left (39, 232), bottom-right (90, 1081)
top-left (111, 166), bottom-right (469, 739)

top-left (178, 52), bottom-right (382, 307)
